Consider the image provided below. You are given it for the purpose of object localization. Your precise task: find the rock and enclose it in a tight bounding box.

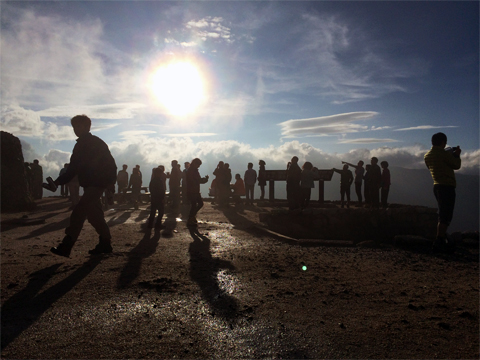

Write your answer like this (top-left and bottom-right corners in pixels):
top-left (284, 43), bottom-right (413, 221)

top-left (1, 131), bottom-right (36, 212)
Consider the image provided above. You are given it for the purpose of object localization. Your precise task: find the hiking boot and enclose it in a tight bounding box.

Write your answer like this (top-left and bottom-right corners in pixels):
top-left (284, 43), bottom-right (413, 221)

top-left (88, 241), bottom-right (113, 255)
top-left (50, 235), bottom-right (74, 257)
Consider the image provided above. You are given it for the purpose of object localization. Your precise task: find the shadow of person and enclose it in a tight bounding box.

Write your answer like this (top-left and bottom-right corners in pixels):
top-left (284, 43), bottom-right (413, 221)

top-left (16, 217), bottom-right (71, 240)
top-left (161, 212), bottom-right (178, 238)
top-left (106, 210), bottom-right (132, 227)
top-left (1, 257), bottom-right (102, 350)
top-left (188, 228), bottom-right (239, 321)
top-left (117, 229), bottom-right (160, 289)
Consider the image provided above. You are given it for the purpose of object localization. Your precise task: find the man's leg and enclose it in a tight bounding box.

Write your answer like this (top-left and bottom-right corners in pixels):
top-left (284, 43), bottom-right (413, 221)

top-left (355, 182), bottom-right (362, 204)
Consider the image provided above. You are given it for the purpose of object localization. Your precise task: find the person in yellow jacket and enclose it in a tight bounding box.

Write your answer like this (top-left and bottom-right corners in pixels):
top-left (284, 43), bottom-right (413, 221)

top-left (424, 132), bottom-right (461, 253)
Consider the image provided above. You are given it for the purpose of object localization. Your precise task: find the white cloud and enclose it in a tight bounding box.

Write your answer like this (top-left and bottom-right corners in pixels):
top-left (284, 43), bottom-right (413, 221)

top-left (394, 125), bottom-right (459, 131)
top-left (0, 104), bottom-right (120, 140)
top-left (1, 104), bottom-right (75, 140)
top-left (186, 16), bottom-right (234, 44)
top-left (29, 137), bottom-right (479, 192)
top-left (165, 133), bottom-right (217, 137)
top-left (1, 6), bottom-right (145, 120)
top-left (338, 138), bottom-right (399, 144)
top-left (37, 103), bottom-right (146, 120)
top-left (278, 111), bottom-right (379, 137)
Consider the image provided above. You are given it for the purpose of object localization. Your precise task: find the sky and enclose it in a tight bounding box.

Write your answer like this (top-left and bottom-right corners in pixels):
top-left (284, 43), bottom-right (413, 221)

top-left (1, 1), bottom-right (479, 190)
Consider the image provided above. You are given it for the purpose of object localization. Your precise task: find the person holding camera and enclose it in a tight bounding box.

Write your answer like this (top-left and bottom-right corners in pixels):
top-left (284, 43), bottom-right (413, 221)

top-left (424, 132), bottom-right (461, 253)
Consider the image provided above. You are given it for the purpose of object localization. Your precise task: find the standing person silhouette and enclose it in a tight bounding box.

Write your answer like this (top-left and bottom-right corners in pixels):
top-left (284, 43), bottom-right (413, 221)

top-left (48, 115), bottom-right (117, 257)
top-left (244, 162), bottom-right (257, 205)
top-left (116, 164), bottom-right (129, 201)
top-left (258, 160), bottom-right (267, 200)
top-left (424, 132), bottom-right (461, 253)
top-left (342, 160), bottom-right (365, 206)
top-left (300, 162), bottom-right (318, 209)
top-left (186, 158), bottom-right (209, 227)
top-left (333, 164), bottom-right (354, 208)
top-left (182, 162), bottom-right (190, 205)
top-left (59, 163), bottom-right (69, 198)
top-left (31, 159), bottom-right (43, 199)
top-left (380, 161), bottom-right (391, 209)
top-left (168, 160), bottom-right (182, 211)
top-left (128, 167), bottom-right (142, 210)
top-left (148, 166), bottom-right (166, 230)
top-left (286, 156), bottom-right (302, 211)
top-left (369, 157), bottom-right (382, 208)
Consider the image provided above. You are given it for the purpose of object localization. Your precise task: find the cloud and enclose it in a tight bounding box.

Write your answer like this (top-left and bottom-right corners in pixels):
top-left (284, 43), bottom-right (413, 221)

top-left (30, 137), bottom-right (479, 194)
top-left (0, 104), bottom-right (120, 140)
top-left (186, 17), bottom-right (234, 43)
top-left (256, 11), bottom-right (427, 105)
top-left (338, 138), bottom-right (399, 144)
top-left (37, 103), bottom-right (147, 120)
top-left (165, 133), bottom-right (217, 137)
top-left (278, 111), bottom-right (379, 137)
top-left (1, 6), bottom-right (145, 120)
top-left (394, 125), bottom-right (459, 131)
top-left (1, 104), bottom-right (75, 140)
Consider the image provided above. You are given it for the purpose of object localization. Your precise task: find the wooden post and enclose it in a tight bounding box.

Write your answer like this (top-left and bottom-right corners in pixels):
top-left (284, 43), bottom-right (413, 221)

top-left (318, 180), bottom-right (325, 203)
top-left (269, 180), bottom-right (275, 202)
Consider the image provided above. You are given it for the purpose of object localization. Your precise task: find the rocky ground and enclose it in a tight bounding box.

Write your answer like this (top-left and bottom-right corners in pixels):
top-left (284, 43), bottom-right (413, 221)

top-left (1, 197), bottom-right (479, 359)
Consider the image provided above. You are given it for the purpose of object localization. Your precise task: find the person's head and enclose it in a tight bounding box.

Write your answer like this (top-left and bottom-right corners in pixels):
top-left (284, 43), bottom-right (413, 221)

top-left (380, 161), bottom-right (389, 169)
top-left (177, 164), bottom-right (181, 169)
top-left (343, 164), bottom-right (349, 171)
top-left (158, 165), bottom-right (165, 172)
top-left (291, 156), bottom-right (298, 164)
top-left (218, 161), bottom-right (224, 168)
top-left (431, 132), bottom-right (447, 147)
top-left (152, 167), bottom-right (162, 178)
top-left (122, 164), bottom-right (128, 170)
top-left (303, 161), bottom-right (313, 170)
top-left (358, 160), bottom-right (364, 167)
top-left (33, 159), bottom-right (39, 165)
top-left (171, 160), bottom-right (178, 167)
top-left (371, 157), bottom-right (378, 165)
top-left (71, 115), bottom-right (91, 137)
top-left (225, 163), bottom-right (230, 169)
top-left (191, 158), bottom-right (202, 169)
top-left (235, 173), bottom-right (241, 180)
top-left (133, 167), bottom-right (139, 175)
top-left (248, 162), bottom-right (253, 169)
top-left (136, 164), bottom-right (140, 169)
top-left (259, 160), bottom-right (266, 166)
top-left (184, 162), bottom-right (190, 169)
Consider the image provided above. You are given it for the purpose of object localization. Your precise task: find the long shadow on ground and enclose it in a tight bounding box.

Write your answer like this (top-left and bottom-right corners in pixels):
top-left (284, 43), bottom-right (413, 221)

top-left (188, 228), bottom-right (239, 321)
top-left (1, 257), bottom-right (103, 350)
top-left (117, 228), bottom-right (160, 289)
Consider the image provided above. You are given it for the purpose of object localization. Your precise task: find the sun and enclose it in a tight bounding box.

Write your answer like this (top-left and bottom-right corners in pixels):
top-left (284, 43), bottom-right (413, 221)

top-left (150, 62), bottom-right (205, 117)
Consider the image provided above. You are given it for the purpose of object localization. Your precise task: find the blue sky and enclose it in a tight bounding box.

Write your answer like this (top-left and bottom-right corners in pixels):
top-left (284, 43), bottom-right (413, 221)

top-left (1, 1), bottom-right (478, 182)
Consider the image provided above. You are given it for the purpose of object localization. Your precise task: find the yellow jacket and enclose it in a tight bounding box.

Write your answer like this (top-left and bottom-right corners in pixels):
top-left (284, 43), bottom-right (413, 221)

top-left (424, 146), bottom-right (461, 187)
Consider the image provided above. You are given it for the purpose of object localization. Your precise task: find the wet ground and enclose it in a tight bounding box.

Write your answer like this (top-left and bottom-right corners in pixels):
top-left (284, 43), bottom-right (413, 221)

top-left (1, 197), bottom-right (479, 359)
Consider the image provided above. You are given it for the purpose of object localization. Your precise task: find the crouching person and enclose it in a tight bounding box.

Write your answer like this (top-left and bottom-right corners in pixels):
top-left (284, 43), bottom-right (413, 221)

top-left (50, 115), bottom-right (117, 257)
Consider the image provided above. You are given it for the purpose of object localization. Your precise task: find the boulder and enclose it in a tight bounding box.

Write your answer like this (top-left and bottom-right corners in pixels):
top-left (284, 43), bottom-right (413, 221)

top-left (1, 131), bottom-right (36, 212)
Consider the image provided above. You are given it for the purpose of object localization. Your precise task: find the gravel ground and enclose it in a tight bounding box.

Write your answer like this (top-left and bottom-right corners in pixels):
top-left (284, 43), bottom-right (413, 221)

top-left (1, 197), bottom-right (478, 359)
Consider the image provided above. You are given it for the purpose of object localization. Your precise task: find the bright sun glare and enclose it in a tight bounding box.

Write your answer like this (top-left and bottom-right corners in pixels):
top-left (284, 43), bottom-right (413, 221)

top-left (150, 62), bottom-right (205, 117)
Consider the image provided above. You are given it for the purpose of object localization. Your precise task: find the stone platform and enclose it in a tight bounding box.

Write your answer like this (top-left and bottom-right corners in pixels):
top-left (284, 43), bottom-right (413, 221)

top-left (258, 204), bottom-right (438, 242)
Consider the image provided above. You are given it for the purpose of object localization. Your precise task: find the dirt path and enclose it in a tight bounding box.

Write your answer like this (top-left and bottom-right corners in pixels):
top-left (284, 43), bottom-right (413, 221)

top-left (1, 197), bottom-right (478, 359)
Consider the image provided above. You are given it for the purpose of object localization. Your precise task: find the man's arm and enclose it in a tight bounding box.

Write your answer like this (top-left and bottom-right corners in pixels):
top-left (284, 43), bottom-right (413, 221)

top-left (342, 161), bottom-right (358, 169)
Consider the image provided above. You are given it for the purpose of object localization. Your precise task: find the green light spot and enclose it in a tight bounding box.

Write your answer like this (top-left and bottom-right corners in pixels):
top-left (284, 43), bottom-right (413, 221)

top-left (302, 265), bottom-right (307, 271)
